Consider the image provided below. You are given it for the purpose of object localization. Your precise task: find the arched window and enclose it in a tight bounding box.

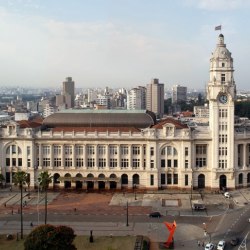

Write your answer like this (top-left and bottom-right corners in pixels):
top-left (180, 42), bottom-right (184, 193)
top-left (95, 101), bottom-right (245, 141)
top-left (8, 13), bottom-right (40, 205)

top-left (121, 174), bottom-right (128, 185)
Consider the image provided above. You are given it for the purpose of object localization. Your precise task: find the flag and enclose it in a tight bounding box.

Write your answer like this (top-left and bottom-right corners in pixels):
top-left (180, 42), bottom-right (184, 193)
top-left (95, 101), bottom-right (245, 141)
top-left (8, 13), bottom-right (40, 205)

top-left (215, 25), bottom-right (222, 31)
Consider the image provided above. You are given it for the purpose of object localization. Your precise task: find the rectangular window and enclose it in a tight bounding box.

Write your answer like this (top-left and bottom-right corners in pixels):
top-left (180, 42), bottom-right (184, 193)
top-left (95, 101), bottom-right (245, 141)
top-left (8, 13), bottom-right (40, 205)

top-left (42, 158), bottom-right (50, 167)
top-left (64, 145), bottom-right (73, 155)
top-left (150, 175), bottom-right (154, 186)
top-left (150, 147), bottom-right (154, 156)
top-left (219, 134), bottom-right (228, 143)
top-left (6, 158), bottom-right (10, 166)
top-left (167, 174), bottom-right (172, 184)
top-left (54, 145), bottom-right (61, 155)
top-left (185, 175), bottom-right (188, 186)
top-left (173, 174), bottom-right (178, 184)
top-left (219, 147), bottom-right (227, 156)
top-left (150, 160), bottom-right (154, 168)
top-left (196, 145), bottom-right (207, 154)
top-left (87, 158), bottom-right (95, 168)
top-left (18, 158), bottom-right (22, 167)
top-left (109, 145), bottom-right (118, 155)
top-left (219, 159), bottom-right (227, 169)
top-left (42, 145), bottom-right (50, 155)
top-left (27, 146), bottom-right (31, 156)
top-left (12, 158), bottom-right (16, 166)
top-left (132, 146), bottom-right (140, 155)
top-left (196, 158), bottom-right (207, 167)
top-left (54, 158), bottom-right (61, 167)
top-left (161, 173), bottom-right (166, 185)
top-left (27, 159), bottom-right (31, 168)
top-left (98, 145), bottom-right (106, 155)
top-left (121, 145), bottom-right (128, 155)
top-left (143, 146), bottom-right (146, 155)
top-left (110, 158), bottom-right (117, 168)
top-left (185, 160), bottom-right (188, 168)
top-left (98, 158), bottom-right (106, 168)
top-left (219, 109), bottom-right (228, 118)
top-left (174, 159), bottom-right (178, 167)
top-left (221, 73), bottom-right (225, 83)
top-left (132, 159), bottom-right (140, 168)
top-left (121, 159), bottom-right (129, 168)
top-left (75, 145), bottom-right (84, 155)
top-left (167, 159), bottom-right (171, 168)
top-left (76, 158), bottom-right (84, 167)
top-left (87, 145), bottom-right (95, 155)
top-left (12, 145), bottom-right (16, 154)
top-left (185, 147), bottom-right (188, 156)
top-left (65, 158), bottom-right (72, 167)
top-left (161, 159), bottom-right (165, 168)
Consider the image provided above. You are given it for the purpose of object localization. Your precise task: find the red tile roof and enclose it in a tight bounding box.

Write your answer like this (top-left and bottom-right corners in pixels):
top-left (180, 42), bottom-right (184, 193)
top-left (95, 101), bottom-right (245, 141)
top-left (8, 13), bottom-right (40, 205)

top-left (153, 117), bottom-right (188, 129)
top-left (17, 120), bottom-right (42, 128)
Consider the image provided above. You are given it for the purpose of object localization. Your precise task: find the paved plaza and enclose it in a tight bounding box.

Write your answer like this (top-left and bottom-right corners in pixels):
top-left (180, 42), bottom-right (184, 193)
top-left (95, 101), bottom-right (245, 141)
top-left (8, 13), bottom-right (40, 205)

top-left (0, 187), bottom-right (249, 249)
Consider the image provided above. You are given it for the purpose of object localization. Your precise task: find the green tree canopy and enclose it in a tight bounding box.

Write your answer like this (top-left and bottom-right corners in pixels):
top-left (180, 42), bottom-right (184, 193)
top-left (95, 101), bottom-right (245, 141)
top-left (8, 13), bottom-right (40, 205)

top-left (24, 224), bottom-right (76, 250)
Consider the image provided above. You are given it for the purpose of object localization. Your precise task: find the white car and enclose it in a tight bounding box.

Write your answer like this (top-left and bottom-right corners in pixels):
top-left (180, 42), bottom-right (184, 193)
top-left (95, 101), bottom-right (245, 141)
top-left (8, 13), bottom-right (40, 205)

top-left (205, 243), bottom-right (214, 250)
top-left (224, 192), bottom-right (231, 198)
top-left (217, 240), bottom-right (226, 250)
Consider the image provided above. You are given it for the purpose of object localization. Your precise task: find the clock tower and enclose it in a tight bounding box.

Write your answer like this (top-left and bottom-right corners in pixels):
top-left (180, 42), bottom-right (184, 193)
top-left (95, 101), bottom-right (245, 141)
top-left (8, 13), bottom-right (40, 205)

top-left (207, 34), bottom-right (236, 189)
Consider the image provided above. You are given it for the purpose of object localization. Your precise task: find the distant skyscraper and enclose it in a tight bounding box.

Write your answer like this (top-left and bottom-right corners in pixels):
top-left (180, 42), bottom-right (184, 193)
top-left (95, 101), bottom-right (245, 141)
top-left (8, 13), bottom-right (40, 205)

top-left (56, 77), bottom-right (75, 109)
top-left (172, 85), bottom-right (187, 104)
top-left (63, 77), bottom-right (75, 108)
top-left (127, 86), bottom-right (146, 110)
top-left (146, 78), bottom-right (164, 118)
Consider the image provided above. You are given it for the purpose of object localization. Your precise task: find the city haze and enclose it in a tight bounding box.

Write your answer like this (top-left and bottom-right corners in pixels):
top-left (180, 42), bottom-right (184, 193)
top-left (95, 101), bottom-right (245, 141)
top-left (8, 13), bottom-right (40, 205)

top-left (0, 0), bottom-right (250, 89)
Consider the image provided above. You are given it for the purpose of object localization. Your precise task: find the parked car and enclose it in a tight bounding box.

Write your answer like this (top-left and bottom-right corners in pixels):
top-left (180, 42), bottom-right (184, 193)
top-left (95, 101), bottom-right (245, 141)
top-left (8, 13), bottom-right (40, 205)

top-left (217, 240), bottom-right (226, 250)
top-left (192, 203), bottom-right (206, 211)
top-left (230, 237), bottom-right (239, 246)
top-left (224, 192), bottom-right (231, 198)
top-left (205, 242), bottom-right (214, 250)
top-left (149, 212), bottom-right (161, 218)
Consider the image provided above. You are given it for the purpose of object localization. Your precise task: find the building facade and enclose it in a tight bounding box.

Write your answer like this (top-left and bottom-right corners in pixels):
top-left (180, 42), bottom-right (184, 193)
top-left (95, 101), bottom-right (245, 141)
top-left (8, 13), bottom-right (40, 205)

top-left (0, 34), bottom-right (250, 191)
top-left (172, 85), bottom-right (187, 104)
top-left (146, 78), bottom-right (164, 119)
top-left (127, 86), bottom-right (146, 110)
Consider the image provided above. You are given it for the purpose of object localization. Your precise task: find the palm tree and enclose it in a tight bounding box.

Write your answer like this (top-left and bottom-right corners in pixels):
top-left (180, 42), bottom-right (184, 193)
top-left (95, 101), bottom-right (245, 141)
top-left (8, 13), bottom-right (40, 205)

top-left (13, 171), bottom-right (27, 239)
top-left (38, 171), bottom-right (52, 224)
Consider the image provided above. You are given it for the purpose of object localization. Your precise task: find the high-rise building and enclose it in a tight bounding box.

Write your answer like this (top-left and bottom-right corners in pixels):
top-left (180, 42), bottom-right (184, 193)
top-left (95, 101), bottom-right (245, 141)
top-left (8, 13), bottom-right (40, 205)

top-left (62, 77), bottom-right (75, 108)
top-left (172, 85), bottom-right (187, 104)
top-left (127, 86), bottom-right (146, 110)
top-left (56, 77), bottom-right (75, 109)
top-left (146, 78), bottom-right (164, 118)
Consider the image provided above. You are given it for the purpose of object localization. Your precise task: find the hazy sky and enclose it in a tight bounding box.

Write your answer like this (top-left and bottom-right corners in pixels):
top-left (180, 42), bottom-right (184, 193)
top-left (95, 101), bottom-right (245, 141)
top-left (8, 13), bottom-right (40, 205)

top-left (0, 0), bottom-right (250, 90)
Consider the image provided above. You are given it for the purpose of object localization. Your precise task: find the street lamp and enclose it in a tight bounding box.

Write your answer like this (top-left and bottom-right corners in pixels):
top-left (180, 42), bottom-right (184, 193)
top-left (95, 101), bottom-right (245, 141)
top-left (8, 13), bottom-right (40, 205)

top-left (134, 184), bottom-right (137, 200)
top-left (126, 200), bottom-right (129, 227)
top-left (37, 181), bottom-right (40, 225)
top-left (191, 179), bottom-right (193, 200)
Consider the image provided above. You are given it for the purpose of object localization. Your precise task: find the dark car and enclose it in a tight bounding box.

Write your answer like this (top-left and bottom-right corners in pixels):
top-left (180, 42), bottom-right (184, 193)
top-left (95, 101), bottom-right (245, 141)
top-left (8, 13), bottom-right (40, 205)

top-left (230, 237), bottom-right (239, 246)
top-left (149, 212), bottom-right (162, 218)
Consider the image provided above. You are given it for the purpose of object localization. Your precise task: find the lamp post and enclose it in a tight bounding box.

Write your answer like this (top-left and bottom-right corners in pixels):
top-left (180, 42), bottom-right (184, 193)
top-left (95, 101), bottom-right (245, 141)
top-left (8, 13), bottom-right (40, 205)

top-left (37, 181), bottom-right (40, 225)
top-left (134, 184), bottom-right (137, 200)
top-left (191, 179), bottom-right (193, 200)
top-left (126, 200), bottom-right (129, 227)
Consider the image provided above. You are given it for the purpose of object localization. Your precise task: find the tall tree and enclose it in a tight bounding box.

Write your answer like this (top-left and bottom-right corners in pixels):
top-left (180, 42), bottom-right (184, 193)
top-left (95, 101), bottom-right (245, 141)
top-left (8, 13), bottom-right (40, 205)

top-left (13, 171), bottom-right (27, 239)
top-left (38, 171), bottom-right (52, 224)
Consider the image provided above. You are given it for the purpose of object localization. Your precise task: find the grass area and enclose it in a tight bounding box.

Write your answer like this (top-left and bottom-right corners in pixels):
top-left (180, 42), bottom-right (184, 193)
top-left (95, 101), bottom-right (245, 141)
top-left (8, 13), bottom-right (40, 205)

top-left (0, 235), bottom-right (136, 250)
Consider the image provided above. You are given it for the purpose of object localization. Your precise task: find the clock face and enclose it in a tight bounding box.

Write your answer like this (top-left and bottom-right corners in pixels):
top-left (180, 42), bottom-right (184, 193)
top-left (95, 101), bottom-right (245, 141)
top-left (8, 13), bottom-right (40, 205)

top-left (219, 94), bottom-right (228, 104)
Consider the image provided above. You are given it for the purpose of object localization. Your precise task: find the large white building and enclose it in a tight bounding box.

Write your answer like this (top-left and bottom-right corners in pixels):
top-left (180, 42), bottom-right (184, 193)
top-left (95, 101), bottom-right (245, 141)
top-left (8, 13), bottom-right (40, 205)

top-left (1, 34), bottom-right (250, 191)
top-left (127, 86), bottom-right (146, 110)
